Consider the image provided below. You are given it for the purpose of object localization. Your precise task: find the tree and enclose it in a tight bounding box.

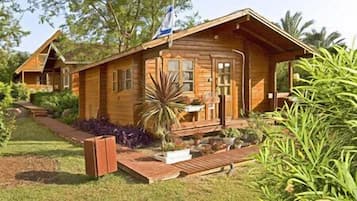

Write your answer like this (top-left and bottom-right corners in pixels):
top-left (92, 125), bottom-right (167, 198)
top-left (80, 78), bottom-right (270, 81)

top-left (28, 0), bottom-right (193, 54)
top-left (0, 51), bottom-right (29, 83)
top-left (0, 0), bottom-right (29, 50)
top-left (276, 10), bottom-right (314, 39)
top-left (176, 11), bottom-right (205, 29)
top-left (304, 27), bottom-right (345, 49)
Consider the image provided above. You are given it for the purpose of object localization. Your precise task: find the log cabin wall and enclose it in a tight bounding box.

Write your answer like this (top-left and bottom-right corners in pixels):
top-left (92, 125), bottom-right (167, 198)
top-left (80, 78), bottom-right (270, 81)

top-left (83, 66), bottom-right (100, 119)
top-left (143, 26), bottom-right (273, 120)
top-left (71, 72), bottom-right (79, 95)
top-left (105, 53), bottom-right (142, 125)
top-left (23, 72), bottom-right (41, 84)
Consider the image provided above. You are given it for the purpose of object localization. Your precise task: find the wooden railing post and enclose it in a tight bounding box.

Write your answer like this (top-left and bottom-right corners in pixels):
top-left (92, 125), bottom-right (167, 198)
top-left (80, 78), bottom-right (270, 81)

top-left (219, 95), bottom-right (226, 128)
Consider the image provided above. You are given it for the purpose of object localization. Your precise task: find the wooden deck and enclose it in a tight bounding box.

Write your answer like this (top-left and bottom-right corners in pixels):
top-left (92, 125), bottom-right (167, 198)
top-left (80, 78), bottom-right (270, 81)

top-left (172, 146), bottom-right (259, 176)
top-left (117, 150), bottom-right (181, 184)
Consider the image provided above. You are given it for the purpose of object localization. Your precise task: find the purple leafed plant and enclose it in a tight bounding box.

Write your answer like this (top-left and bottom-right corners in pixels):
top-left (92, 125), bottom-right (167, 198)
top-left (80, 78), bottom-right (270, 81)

top-left (73, 117), bottom-right (153, 148)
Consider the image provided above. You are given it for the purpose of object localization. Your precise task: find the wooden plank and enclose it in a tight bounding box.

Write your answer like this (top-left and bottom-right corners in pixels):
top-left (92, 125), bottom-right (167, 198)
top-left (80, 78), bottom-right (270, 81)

top-left (173, 146), bottom-right (258, 176)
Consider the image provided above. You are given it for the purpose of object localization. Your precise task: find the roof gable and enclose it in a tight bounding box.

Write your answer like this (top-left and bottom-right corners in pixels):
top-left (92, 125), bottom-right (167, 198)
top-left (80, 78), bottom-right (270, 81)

top-left (75, 8), bottom-right (315, 72)
top-left (15, 30), bottom-right (62, 74)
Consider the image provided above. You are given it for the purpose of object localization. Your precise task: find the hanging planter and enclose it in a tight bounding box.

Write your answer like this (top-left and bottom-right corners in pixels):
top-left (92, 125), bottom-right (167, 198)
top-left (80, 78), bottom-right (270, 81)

top-left (184, 105), bottom-right (204, 112)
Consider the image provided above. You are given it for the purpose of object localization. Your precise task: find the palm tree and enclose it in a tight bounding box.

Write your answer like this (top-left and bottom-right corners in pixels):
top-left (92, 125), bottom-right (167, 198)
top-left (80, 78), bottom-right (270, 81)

top-left (303, 27), bottom-right (345, 49)
top-left (277, 10), bottom-right (314, 39)
top-left (138, 71), bottom-right (185, 150)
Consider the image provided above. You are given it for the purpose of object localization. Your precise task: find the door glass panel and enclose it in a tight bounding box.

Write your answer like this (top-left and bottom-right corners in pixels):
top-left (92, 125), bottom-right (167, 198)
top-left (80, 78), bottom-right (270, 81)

top-left (218, 63), bottom-right (224, 73)
top-left (224, 63), bottom-right (231, 73)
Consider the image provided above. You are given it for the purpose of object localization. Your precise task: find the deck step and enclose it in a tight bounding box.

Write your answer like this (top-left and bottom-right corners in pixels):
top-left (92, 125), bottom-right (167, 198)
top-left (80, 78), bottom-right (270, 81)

top-left (117, 151), bottom-right (181, 184)
top-left (172, 146), bottom-right (258, 176)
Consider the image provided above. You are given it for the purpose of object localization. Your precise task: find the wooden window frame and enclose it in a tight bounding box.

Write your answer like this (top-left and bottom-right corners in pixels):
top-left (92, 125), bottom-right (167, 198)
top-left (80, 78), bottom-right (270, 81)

top-left (166, 58), bottom-right (195, 93)
top-left (118, 67), bottom-right (133, 92)
top-left (63, 67), bottom-right (70, 89)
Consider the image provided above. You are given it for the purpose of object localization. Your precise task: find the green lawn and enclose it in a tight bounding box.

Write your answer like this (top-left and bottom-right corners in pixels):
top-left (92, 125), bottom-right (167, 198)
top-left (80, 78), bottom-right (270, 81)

top-left (0, 117), bottom-right (261, 201)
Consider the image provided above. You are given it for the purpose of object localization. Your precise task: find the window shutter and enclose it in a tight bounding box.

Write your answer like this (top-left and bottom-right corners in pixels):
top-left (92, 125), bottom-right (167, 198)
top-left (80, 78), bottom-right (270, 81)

top-left (126, 68), bottom-right (132, 89)
top-left (118, 69), bottom-right (125, 91)
top-left (112, 71), bottom-right (117, 92)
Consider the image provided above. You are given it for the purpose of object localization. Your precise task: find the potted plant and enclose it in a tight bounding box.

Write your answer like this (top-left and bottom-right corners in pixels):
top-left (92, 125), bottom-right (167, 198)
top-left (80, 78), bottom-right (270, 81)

top-left (139, 71), bottom-right (191, 164)
top-left (153, 139), bottom-right (192, 164)
top-left (221, 128), bottom-right (242, 145)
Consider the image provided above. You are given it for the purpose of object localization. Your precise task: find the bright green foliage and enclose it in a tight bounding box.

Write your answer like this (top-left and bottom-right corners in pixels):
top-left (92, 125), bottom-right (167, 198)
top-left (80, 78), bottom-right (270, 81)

top-left (0, 108), bottom-right (15, 147)
top-left (0, 82), bottom-right (15, 147)
top-left (10, 82), bottom-right (29, 101)
top-left (0, 82), bottom-right (13, 108)
top-left (295, 47), bottom-right (357, 127)
top-left (32, 90), bottom-right (78, 124)
top-left (139, 71), bottom-right (185, 149)
top-left (221, 128), bottom-right (242, 138)
top-left (257, 47), bottom-right (357, 200)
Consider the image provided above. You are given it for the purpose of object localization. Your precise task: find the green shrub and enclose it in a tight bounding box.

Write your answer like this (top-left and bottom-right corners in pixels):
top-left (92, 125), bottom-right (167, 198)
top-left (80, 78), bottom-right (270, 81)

top-left (0, 108), bottom-right (15, 147)
top-left (0, 82), bottom-right (13, 108)
top-left (221, 128), bottom-right (241, 138)
top-left (257, 46), bottom-right (357, 200)
top-left (60, 111), bottom-right (78, 125)
top-left (32, 90), bottom-right (78, 121)
top-left (11, 83), bottom-right (29, 101)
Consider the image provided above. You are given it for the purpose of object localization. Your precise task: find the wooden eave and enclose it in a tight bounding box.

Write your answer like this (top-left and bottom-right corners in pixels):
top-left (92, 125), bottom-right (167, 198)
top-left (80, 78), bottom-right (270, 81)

top-left (74, 8), bottom-right (315, 73)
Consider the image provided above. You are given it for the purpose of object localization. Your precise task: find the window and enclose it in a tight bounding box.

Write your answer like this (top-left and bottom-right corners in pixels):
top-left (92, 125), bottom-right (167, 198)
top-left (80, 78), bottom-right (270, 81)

top-left (167, 59), bottom-right (194, 92)
top-left (118, 68), bottom-right (132, 91)
top-left (63, 67), bottom-right (70, 89)
top-left (112, 71), bottom-right (117, 92)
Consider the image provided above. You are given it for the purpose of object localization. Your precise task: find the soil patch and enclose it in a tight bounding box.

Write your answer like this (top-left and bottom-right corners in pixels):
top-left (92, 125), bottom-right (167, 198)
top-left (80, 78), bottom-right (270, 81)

top-left (0, 156), bottom-right (58, 188)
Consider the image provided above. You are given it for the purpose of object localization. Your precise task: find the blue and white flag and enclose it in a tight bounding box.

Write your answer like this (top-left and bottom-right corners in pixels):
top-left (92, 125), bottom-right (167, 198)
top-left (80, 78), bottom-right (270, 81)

top-left (152, 5), bottom-right (175, 40)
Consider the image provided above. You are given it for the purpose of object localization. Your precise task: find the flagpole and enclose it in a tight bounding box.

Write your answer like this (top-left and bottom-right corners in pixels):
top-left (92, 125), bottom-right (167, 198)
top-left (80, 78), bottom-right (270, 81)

top-left (168, 0), bottom-right (175, 48)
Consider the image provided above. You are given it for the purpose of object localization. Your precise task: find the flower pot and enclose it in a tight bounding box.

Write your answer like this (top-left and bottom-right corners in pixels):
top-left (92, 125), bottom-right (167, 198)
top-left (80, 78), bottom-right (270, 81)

top-left (223, 137), bottom-right (236, 145)
top-left (153, 148), bottom-right (192, 164)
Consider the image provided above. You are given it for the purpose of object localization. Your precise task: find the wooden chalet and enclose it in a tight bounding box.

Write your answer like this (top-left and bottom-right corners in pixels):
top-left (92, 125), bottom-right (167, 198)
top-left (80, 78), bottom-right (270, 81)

top-left (74, 8), bottom-right (314, 136)
top-left (15, 30), bottom-right (90, 94)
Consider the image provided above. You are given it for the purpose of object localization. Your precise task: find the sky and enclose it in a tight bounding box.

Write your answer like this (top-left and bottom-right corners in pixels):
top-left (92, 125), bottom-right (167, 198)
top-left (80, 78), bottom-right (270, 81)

top-left (15, 0), bottom-right (357, 52)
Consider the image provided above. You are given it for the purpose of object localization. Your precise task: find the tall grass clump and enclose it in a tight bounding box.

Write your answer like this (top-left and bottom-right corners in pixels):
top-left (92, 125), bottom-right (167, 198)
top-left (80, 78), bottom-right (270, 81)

top-left (257, 46), bottom-right (357, 200)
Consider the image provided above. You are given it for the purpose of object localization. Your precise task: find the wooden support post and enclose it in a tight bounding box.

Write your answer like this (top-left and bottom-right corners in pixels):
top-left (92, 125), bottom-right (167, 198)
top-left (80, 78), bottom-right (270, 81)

top-left (22, 71), bottom-right (24, 83)
top-left (288, 61), bottom-right (293, 92)
top-left (243, 41), bottom-right (251, 115)
top-left (79, 71), bottom-right (86, 120)
top-left (269, 59), bottom-right (277, 111)
top-left (219, 95), bottom-right (226, 128)
top-left (98, 65), bottom-right (108, 118)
